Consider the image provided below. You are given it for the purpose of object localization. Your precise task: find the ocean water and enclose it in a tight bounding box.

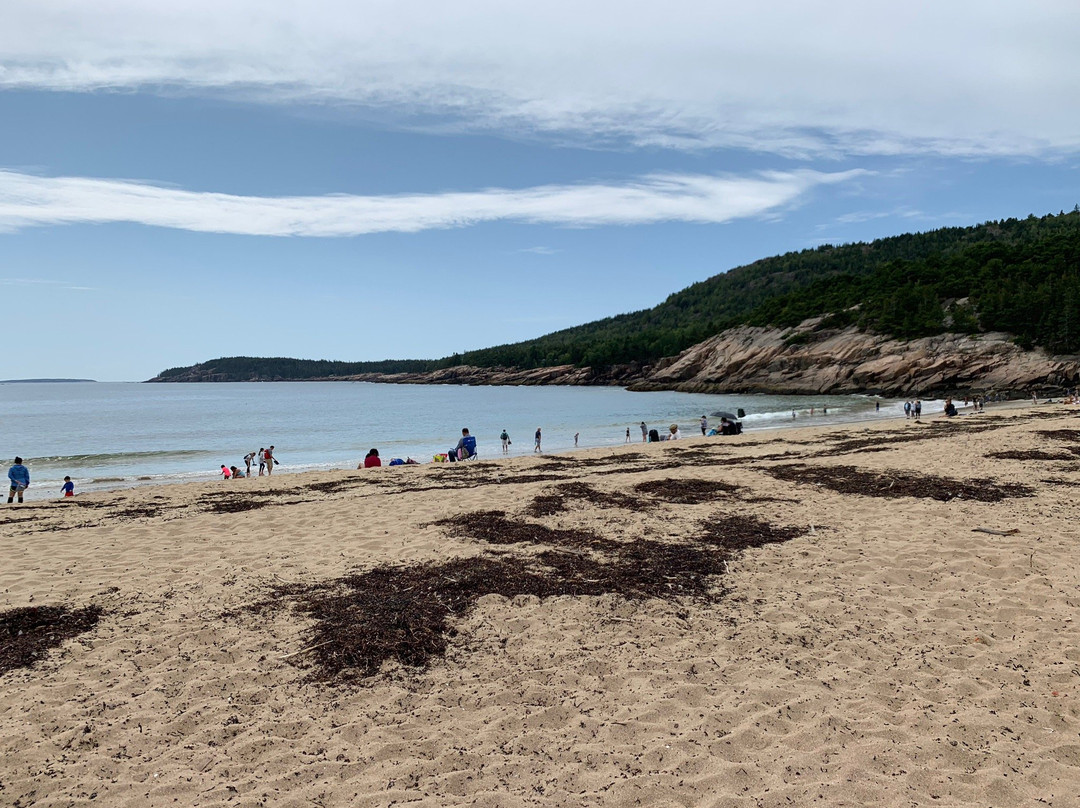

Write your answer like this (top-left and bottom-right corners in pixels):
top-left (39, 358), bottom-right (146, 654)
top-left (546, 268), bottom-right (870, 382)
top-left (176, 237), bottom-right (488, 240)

top-left (0, 382), bottom-right (905, 499)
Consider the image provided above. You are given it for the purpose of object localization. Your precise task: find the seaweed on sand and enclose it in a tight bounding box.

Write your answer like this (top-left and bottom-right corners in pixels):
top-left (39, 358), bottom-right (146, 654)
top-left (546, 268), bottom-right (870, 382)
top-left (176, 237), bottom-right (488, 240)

top-left (524, 481), bottom-right (646, 517)
top-left (633, 477), bottom-right (741, 504)
top-left (986, 449), bottom-right (1079, 461)
top-left (764, 463), bottom-right (1033, 502)
top-left (1, 605), bottom-right (104, 675)
top-left (255, 510), bottom-right (808, 683)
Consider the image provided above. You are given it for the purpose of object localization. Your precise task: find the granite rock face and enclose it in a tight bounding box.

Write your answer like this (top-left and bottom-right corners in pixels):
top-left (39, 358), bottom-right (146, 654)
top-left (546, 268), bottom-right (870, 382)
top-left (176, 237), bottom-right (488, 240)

top-left (348, 325), bottom-right (1080, 395)
top-left (629, 325), bottom-right (1080, 395)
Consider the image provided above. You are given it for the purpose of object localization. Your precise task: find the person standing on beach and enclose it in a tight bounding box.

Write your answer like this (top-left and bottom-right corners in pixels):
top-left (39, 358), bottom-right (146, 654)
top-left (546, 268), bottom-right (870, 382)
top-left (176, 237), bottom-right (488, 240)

top-left (640, 422), bottom-right (648, 442)
top-left (625, 427), bottom-right (630, 443)
top-left (914, 400), bottom-right (922, 421)
top-left (244, 451), bottom-right (256, 476)
top-left (61, 476), bottom-right (74, 498)
top-left (534, 428), bottom-right (542, 453)
top-left (700, 415), bottom-right (708, 435)
top-left (500, 430), bottom-right (510, 454)
top-left (575, 432), bottom-right (580, 447)
top-left (257, 448), bottom-right (266, 476)
top-left (263, 446), bottom-right (275, 475)
top-left (7, 457), bottom-right (29, 504)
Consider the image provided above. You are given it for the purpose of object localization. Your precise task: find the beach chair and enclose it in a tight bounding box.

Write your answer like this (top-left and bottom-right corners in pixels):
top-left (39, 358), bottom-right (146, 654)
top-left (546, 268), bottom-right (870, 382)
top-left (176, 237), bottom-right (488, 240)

top-left (460, 435), bottom-right (478, 460)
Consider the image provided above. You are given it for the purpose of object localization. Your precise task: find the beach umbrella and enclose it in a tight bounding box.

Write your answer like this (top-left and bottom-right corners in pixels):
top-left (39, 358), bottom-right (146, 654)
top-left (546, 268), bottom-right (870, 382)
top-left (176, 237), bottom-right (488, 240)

top-left (711, 410), bottom-right (738, 420)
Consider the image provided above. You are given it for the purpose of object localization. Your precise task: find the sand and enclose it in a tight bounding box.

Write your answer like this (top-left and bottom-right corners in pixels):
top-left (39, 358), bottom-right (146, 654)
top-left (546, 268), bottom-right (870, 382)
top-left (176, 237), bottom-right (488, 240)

top-left (3, 404), bottom-right (1080, 807)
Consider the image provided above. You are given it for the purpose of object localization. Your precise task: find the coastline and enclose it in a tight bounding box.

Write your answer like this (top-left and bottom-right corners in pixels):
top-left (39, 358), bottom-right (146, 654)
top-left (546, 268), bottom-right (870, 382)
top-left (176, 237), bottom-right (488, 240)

top-left (9, 392), bottom-right (976, 502)
top-left (3, 400), bottom-right (1079, 805)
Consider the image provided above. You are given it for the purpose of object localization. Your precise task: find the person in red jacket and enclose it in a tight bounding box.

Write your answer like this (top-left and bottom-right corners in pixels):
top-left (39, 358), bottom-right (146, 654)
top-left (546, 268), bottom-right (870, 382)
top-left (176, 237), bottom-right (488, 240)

top-left (361, 448), bottom-right (381, 468)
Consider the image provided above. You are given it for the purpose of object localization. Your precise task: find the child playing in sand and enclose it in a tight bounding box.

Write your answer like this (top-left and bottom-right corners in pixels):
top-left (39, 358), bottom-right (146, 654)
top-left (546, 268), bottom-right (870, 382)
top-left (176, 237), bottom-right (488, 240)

top-left (61, 476), bottom-right (74, 498)
top-left (220, 465), bottom-right (232, 479)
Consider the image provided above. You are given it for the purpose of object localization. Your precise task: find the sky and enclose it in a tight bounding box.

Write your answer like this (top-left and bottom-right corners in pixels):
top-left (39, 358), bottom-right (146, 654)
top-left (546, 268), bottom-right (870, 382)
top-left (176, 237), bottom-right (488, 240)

top-left (1, 1), bottom-right (1079, 381)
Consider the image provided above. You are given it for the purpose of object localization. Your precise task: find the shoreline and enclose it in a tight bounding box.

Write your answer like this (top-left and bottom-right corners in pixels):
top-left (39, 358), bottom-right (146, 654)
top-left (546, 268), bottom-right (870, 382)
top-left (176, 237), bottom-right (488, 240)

top-left (6, 396), bottom-right (1039, 505)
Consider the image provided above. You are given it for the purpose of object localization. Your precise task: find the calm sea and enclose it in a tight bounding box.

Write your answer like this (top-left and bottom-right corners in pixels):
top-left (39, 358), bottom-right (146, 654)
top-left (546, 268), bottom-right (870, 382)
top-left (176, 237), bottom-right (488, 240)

top-left (0, 382), bottom-right (902, 499)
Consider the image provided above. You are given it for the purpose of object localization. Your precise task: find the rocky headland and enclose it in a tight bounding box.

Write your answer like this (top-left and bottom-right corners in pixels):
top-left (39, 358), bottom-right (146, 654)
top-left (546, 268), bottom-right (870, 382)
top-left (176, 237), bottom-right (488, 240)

top-left (150, 322), bottom-right (1080, 396)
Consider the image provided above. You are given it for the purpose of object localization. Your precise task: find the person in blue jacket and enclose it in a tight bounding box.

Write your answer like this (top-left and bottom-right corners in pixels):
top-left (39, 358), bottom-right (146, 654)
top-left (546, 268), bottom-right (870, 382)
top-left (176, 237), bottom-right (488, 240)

top-left (8, 456), bottom-right (29, 504)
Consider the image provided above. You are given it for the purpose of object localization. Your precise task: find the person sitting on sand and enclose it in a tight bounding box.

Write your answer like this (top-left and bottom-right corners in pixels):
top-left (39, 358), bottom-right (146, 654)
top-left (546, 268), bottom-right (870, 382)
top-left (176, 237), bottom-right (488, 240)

top-left (667, 424), bottom-right (682, 440)
top-left (943, 398), bottom-right (959, 417)
top-left (230, 465), bottom-right (245, 478)
top-left (361, 448), bottom-right (381, 468)
top-left (450, 429), bottom-right (477, 461)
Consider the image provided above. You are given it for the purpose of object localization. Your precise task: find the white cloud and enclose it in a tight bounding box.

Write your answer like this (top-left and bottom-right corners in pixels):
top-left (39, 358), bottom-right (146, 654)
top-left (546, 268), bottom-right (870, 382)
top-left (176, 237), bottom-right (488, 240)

top-left (517, 247), bottom-right (561, 255)
top-left (1, 1), bottom-right (1078, 158)
top-left (0, 168), bottom-right (866, 236)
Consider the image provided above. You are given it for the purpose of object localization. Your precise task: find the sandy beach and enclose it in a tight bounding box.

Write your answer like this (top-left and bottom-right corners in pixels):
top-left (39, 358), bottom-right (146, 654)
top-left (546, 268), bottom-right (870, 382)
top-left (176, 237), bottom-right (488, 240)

top-left (3, 404), bottom-right (1080, 807)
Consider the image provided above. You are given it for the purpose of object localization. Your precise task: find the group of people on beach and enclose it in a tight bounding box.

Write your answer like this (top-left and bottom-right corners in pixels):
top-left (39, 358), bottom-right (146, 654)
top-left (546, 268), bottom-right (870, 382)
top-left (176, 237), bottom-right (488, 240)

top-left (221, 446), bottom-right (276, 479)
top-left (6, 456), bottom-right (73, 503)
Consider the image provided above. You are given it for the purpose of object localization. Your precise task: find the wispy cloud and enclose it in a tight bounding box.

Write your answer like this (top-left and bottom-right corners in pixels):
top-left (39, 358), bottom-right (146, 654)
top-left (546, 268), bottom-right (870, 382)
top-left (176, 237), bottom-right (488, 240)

top-left (833, 207), bottom-right (925, 225)
top-left (1, 2), bottom-right (1078, 158)
top-left (517, 246), bottom-right (561, 255)
top-left (0, 168), bottom-right (866, 236)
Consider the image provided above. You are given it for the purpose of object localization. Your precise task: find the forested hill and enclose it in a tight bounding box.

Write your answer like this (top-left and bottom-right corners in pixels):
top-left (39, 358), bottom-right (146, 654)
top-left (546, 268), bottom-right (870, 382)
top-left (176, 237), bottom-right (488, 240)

top-left (150, 210), bottom-right (1080, 382)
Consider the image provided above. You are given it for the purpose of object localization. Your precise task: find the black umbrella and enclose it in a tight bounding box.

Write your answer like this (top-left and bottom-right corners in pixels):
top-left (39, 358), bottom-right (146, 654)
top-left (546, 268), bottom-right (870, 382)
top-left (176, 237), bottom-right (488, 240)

top-left (711, 410), bottom-right (738, 420)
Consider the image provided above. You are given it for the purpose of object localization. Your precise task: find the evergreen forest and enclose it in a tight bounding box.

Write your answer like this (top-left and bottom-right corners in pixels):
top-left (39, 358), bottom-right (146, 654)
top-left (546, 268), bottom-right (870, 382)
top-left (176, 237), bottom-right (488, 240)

top-left (153, 210), bottom-right (1080, 381)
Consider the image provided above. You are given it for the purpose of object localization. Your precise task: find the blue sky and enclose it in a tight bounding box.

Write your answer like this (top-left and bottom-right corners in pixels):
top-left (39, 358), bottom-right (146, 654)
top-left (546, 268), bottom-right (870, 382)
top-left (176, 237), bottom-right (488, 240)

top-left (1, 1), bottom-right (1079, 381)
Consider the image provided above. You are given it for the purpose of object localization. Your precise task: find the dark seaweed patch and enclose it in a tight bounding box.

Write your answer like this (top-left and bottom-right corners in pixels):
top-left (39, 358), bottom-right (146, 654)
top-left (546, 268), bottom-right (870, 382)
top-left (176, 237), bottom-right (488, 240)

top-left (525, 481), bottom-right (646, 516)
top-left (634, 477), bottom-right (740, 504)
top-left (1, 605), bottom-right (104, 675)
top-left (987, 450), bottom-right (1078, 461)
top-left (256, 511), bottom-right (807, 683)
top-left (764, 463), bottom-right (1033, 502)
top-left (1038, 429), bottom-right (1080, 443)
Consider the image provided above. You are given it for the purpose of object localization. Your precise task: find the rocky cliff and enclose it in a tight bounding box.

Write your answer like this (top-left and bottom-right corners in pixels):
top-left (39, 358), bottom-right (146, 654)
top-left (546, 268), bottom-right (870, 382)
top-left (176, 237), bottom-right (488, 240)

top-left (628, 323), bottom-right (1080, 395)
top-left (346, 324), bottom-right (1080, 395)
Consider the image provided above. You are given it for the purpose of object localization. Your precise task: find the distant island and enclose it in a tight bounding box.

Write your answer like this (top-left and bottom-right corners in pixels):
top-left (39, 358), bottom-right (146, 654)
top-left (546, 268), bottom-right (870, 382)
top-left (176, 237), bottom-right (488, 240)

top-left (149, 210), bottom-right (1080, 396)
top-left (0, 378), bottom-right (97, 384)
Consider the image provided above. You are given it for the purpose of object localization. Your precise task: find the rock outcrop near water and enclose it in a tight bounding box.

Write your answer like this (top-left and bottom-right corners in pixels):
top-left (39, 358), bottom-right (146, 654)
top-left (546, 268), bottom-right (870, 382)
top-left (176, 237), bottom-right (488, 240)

top-left (337, 325), bottom-right (1078, 395)
top-left (628, 324), bottom-right (1080, 395)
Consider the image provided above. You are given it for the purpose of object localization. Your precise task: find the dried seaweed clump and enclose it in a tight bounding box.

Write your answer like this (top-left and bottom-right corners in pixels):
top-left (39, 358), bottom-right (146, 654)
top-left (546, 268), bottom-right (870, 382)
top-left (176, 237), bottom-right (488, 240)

top-left (634, 477), bottom-right (740, 504)
top-left (255, 505), bottom-right (813, 683)
top-left (259, 535), bottom-right (742, 682)
top-left (987, 450), bottom-right (1078, 461)
top-left (525, 481), bottom-right (645, 517)
top-left (698, 514), bottom-right (807, 551)
top-left (1038, 429), bottom-right (1080, 444)
top-left (765, 463), bottom-right (1033, 502)
top-left (436, 510), bottom-right (617, 552)
top-left (1, 605), bottom-right (104, 675)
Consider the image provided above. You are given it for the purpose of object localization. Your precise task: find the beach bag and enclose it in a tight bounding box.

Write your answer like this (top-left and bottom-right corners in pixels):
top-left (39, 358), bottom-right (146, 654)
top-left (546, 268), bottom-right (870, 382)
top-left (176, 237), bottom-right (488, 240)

top-left (433, 453), bottom-right (448, 463)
